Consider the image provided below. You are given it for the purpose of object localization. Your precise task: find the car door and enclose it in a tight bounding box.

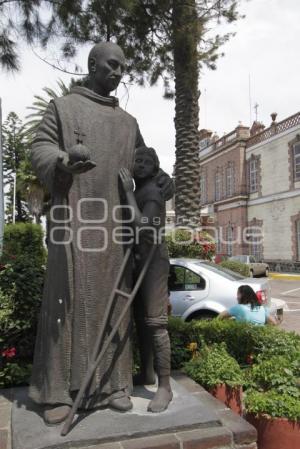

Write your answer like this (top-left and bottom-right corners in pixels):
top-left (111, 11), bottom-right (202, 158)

top-left (249, 256), bottom-right (258, 275)
top-left (169, 265), bottom-right (208, 316)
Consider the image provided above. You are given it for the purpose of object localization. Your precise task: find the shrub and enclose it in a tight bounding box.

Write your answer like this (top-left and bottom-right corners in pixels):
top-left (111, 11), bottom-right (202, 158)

top-left (168, 317), bottom-right (300, 366)
top-left (168, 317), bottom-right (300, 420)
top-left (166, 229), bottom-right (215, 260)
top-left (0, 223), bottom-right (46, 387)
top-left (220, 260), bottom-right (250, 277)
top-left (245, 390), bottom-right (300, 421)
top-left (245, 355), bottom-right (300, 397)
top-left (184, 343), bottom-right (244, 389)
top-left (169, 318), bottom-right (192, 369)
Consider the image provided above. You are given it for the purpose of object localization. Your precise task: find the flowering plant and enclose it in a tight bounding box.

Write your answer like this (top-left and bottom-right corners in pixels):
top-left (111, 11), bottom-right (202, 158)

top-left (2, 347), bottom-right (16, 359)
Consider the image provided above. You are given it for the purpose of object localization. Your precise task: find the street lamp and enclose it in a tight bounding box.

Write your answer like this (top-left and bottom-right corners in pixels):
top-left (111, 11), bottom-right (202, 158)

top-left (0, 98), bottom-right (4, 256)
top-left (12, 172), bottom-right (16, 224)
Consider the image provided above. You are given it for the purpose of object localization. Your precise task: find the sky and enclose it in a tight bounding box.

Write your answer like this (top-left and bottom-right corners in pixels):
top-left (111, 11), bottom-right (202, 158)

top-left (1, 0), bottom-right (300, 175)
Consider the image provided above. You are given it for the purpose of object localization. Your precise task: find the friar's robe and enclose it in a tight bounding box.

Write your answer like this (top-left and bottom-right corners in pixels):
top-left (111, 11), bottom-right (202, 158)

top-left (29, 86), bottom-right (144, 407)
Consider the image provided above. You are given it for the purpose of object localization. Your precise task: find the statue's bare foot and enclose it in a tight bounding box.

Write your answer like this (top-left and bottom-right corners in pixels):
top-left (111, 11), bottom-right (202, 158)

top-left (133, 372), bottom-right (156, 386)
top-left (147, 387), bottom-right (173, 413)
top-left (44, 405), bottom-right (71, 425)
top-left (109, 395), bottom-right (133, 412)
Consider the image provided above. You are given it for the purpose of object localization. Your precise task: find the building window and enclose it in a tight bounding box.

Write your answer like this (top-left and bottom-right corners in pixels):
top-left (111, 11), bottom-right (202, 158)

top-left (226, 163), bottom-right (234, 197)
top-left (297, 220), bottom-right (300, 261)
top-left (215, 171), bottom-right (222, 201)
top-left (249, 158), bottom-right (258, 193)
top-left (294, 143), bottom-right (300, 181)
top-left (251, 240), bottom-right (263, 262)
top-left (227, 226), bottom-right (233, 256)
top-left (248, 225), bottom-right (263, 261)
top-left (200, 172), bottom-right (207, 205)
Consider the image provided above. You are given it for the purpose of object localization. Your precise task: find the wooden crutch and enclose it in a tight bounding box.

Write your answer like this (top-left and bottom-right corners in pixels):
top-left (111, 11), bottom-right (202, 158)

top-left (61, 244), bottom-right (156, 436)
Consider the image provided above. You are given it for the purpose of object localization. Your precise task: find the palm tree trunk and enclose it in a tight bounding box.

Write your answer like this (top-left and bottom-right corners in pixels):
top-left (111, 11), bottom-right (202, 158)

top-left (172, 0), bottom-right (200, 226)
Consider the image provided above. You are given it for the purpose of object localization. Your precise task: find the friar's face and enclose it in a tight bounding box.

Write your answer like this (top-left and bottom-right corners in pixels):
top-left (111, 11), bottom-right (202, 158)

top-left (90, 46), bottom-right (126, 95)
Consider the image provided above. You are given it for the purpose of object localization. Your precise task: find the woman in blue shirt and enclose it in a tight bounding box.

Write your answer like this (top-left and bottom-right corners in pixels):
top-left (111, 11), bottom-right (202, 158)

top-left (219, 285), bottom-right (277, 325)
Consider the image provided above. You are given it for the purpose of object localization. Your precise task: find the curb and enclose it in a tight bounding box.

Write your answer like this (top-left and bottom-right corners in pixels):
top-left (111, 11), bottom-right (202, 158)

top-left (269, 273), bottom-right (300, 280)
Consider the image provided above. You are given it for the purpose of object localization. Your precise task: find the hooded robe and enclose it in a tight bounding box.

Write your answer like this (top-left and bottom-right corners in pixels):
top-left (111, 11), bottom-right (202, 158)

top-left (29, 86), bottom-right (145, 407)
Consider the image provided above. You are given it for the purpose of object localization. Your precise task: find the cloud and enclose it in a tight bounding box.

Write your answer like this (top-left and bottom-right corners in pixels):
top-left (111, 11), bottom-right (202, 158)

top-left (1, 0), bottom-right (299, 176)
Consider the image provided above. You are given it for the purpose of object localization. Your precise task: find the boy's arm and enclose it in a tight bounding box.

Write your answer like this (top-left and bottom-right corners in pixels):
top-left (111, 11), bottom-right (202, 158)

top-left (119, 168), bottom-right (162, 227)
top-left (156, 169), bottom-right (175, 202)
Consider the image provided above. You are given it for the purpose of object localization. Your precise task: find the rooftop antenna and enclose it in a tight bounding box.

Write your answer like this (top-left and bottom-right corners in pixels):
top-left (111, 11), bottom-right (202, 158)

top-left (254, 102), bottom-right (259, 121)
top-left (248, 73), bottom-right (252, 125)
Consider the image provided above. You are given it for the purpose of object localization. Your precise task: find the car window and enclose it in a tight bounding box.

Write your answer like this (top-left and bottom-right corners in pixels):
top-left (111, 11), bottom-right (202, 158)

top-left (249, 256), bottom-right (256, 263)
top-left (169, 265), bottom-right (206, 291)
top-left (198, 261), bottom-right (245, 280)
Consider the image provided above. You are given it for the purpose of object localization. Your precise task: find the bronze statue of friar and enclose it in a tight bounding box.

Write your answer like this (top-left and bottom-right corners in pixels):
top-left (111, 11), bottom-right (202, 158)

top-left (29, 41), bottom-right (174, 425)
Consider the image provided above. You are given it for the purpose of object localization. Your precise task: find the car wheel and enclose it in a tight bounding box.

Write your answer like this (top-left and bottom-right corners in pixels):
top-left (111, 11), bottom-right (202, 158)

top-left (186, 311), bottom-right (218, 322)
top-left (250, 269), bottom-right (254, 278)
top-left (265, 268), bottom-right (269, 277)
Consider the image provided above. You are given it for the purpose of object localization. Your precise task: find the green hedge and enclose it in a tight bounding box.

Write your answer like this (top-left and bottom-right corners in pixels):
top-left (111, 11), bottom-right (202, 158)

top-left (184, 342), bottom-right (244, 389)
top-left (168, 317), bottom-right (300, 420)
top-left (168, 317), bottom-right (300, 367)
top-left (220, 260), bottom-right (250, 277)
top-left (0, 223), bottom-right (46, 387)
top-left (166, 229), bottom-right (215, 260)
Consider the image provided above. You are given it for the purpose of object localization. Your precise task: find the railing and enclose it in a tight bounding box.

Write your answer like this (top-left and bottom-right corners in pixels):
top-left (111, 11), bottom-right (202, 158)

top-left (200, 127), bottom-right (249, 156)
top-left (247, 112), bottom-right (300, 148)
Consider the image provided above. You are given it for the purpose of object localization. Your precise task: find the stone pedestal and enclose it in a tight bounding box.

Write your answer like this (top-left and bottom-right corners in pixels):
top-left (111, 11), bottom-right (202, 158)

top-left (1, 373), bottom-right (257, 449)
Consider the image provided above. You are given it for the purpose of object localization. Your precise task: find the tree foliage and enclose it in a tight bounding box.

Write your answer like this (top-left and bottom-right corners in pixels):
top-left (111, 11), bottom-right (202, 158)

top-left (0, 0), bottom-right (47, 71)
top-left (40, 0), bottom-right (241, 92)
top-left (2, 112), bottom-right (31, 222)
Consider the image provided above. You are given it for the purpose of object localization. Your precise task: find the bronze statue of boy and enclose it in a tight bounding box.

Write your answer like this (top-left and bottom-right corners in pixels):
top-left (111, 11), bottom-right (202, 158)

top-left (119, 146), bottom-right (173, 413)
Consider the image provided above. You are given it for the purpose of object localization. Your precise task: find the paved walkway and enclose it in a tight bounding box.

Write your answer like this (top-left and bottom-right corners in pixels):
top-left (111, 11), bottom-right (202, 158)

top-left (270, 278), bottom-right (300, 333)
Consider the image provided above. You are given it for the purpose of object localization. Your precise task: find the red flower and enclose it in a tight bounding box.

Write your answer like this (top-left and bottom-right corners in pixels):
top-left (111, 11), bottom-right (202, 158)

top-left (2, 347), bottom-right (16, 359)
top-left (246, 354), bottom-right (254, 365)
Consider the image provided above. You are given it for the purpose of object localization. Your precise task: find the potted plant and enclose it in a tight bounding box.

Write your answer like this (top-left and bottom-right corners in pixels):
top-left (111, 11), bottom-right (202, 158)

top-left (184, 343), bottom-right (244, 414)
top-left (244, 354), bottom-right (300, 449)
top-left (245, 390), bottom-right (300, 449)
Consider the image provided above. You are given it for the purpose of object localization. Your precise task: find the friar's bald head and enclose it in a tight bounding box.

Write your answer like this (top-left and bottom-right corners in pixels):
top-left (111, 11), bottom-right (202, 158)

top-left (88, 42), bottom-right (126, 97)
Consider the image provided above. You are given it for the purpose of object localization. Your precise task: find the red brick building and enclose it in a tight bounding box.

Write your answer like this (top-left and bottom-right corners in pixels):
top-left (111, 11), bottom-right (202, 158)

top-left (199, 112), bottom-right (300, 266)
top-left (199, 125), bottom-right (250, 256)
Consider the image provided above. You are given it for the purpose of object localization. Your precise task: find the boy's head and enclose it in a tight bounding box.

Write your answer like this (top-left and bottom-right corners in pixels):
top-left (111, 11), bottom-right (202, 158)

top-left (134, 146), bottom-right (160, 180)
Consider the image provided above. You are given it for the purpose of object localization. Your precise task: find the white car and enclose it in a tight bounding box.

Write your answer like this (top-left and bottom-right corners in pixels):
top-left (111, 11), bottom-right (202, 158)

top-left (168, 259), bottom-right (281, 321)
top-left (229, 255), bottom-right (269, 277)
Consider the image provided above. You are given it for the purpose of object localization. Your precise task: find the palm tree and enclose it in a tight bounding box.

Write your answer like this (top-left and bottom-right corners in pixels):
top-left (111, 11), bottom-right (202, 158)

top-left (172, 0), bottom-right (200, 226)
top-left (25, 79), bottom-right (70, 138)
top-left (23, 79), bottom-right (71, 223)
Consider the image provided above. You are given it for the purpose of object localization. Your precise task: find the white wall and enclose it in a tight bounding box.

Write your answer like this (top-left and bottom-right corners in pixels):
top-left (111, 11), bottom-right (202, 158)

top-left (248, 196), bottom-right (300, 260)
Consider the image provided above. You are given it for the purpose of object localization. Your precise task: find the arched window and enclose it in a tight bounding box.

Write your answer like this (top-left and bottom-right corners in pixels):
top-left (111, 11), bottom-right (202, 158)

top-left (293, 143), bottom-right (300, 181)
top-left (249, 158), bottom-right (258, 193)
top-left (215, 171), bottom-right (222, 201)
top-left (226, 162), bottom-right (235, 197)
top-left (227, 225), bottom-right (233, 256)
top-left (200, 170), bottom-right (207, 205)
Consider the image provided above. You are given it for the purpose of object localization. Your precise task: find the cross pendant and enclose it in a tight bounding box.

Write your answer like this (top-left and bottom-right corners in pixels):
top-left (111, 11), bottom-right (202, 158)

top-left (74, 128), bottom-right (86, 144)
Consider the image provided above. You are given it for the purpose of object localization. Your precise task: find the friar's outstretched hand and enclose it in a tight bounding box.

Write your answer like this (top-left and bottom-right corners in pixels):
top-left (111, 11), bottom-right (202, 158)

top-left (119, 168), bottom-right (135, 193)
top-left (57, 153), bottom-right (97, 174)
